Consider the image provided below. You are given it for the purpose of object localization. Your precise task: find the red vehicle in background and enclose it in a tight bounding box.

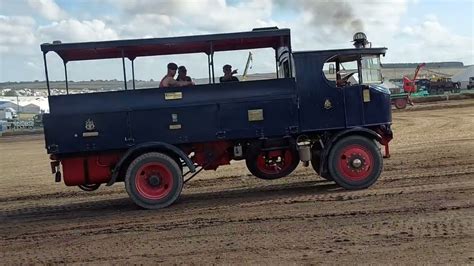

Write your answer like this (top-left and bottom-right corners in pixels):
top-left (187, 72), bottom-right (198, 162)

top-left (401, 63), bottom-right (425, 106)
top-left (403, 63), bottom-right (425, 93)
top-left (391, 63), bottom-right (425, 109)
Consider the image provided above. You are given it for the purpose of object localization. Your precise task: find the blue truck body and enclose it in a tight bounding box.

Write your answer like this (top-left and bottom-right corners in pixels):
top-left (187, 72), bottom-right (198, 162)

top-left (41, 28), bottom-right (393, 209)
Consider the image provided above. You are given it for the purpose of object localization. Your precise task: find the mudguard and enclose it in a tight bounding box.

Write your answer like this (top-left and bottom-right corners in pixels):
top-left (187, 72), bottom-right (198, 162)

top-left (319, 127), bottom-right (382, 176)
top-left (107, 142), bottom-right (196, 186)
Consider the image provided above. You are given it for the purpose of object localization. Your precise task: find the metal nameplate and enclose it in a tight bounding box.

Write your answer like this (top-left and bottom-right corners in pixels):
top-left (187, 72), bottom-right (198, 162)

top-left (165, 92), bottom-right (183, 100)
top-left (82, 132), bottom-right (99, 137)
top-left (363, 89), bottom-right (371, 102)
top-left (248, 109), bottom-right (264, 121)
top-left (169, 124), bottom-right (182, 130)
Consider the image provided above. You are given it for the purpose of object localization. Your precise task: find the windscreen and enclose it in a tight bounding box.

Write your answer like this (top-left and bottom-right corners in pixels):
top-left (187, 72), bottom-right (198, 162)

top-left (361, 56), bottom-right (382, 84)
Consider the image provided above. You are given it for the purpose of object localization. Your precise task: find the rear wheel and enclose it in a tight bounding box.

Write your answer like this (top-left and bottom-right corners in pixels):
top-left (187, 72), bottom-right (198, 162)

top-left (437, 88), bottom-right (444, 95)
top-left (328, 136), bottom-right (382, 190)
top-left (125, 152), bottom-right (183, 209)
top-left (78, 184), bottom-right (100, 191)
top-left (394, 98), bottom-right (407, 109)
top-left (246, 146), bottom-right (299, 180)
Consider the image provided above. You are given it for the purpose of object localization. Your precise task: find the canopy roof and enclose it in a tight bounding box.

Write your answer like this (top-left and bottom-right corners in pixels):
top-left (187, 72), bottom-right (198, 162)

top-left (41, 28), bottom-right (291, 62)
top-left (294, 47), bottom-right (387, 63)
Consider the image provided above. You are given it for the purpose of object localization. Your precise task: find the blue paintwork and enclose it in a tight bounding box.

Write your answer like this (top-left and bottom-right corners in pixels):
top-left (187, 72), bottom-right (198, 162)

top-left (42, 31), bottom-right (391, 158)
top-left (292, 49), bottom-right (391, 133)
top-left (43, 78), bottom-right (299, 154)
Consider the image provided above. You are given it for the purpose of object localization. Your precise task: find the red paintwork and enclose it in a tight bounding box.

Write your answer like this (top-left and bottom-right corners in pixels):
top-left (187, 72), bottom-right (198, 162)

top-left (380, 133), bottom-right (392, 159)
top-left (403, 77), bottom-right (416, 93)
top-left (135, 162), bottom-right (173, 200)
top-left (191, 141), bottom-right (233, 170)
top-left (61, 153), bottom-right (121, 186)
top-left (394, 98), bottom-right (408, 109)
top-left (375, 126), bottom-right (393, 159)
top-left (403, 63), bottom-right (426, 93)
top-left (256, 149), bottom-right (294, 174)
top-left (57, 36), bottom-right (287, 62)
top-left (337, 144), bottom-right (374, 181)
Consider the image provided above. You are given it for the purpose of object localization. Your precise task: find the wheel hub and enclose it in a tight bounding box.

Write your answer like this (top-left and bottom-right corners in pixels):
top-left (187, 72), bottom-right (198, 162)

top-left (148, 175), bottom-right (161, 187)
top-left (254, 149), bottom-right (296, 177)
top-left (346, 153), bottom-right (366, 172)
top-left (351, 158), bottom-right (363, 168)
top-left (337, 143), bottom-right (376, 182)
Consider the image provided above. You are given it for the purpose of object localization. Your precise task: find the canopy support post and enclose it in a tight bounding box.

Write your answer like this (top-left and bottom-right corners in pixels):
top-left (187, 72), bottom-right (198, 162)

top-left (121, 49), bottom-right (128, 90)
top-left (207, 54), bottom-right (212, 84)
top-left (275, 50), bottom-right (279, 79)
top-left (287, 37), bottom-right (293, 78)
top-left (211, 53), bottom-right (215, 84)
top-left (209, 43), bottom-right (215, 84)
top-left (131, 59), bottom-right (136, 90)
top-left (43, 52), bottom-right (51, 96)
top-left (63, 61), bottom-right (69, 94)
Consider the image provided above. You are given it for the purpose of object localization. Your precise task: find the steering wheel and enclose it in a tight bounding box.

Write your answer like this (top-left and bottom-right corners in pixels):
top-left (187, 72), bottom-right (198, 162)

top-left (337, 72), bottom-right (357, 87)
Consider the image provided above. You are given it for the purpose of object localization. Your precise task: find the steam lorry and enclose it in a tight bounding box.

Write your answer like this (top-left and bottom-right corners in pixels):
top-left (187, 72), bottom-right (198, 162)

top-left (41, 29), bottom-right (393, 209)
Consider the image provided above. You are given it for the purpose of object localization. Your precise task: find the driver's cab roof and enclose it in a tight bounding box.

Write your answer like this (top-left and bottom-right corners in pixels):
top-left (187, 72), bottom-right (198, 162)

top-left (293, 47), bottom-right (387, 62)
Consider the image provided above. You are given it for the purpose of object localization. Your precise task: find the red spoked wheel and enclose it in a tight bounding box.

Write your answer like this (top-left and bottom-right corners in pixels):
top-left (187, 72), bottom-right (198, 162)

top-left (246, 147), bottom-right (299, 180)
top-left (135, 162), bottom-right (174, 200)
top-left (394, 98), bottom-right (407, 109)
top-left (337, 145), bottom-right (373, 182)
top-left (328, 136), bottom-right (382, 190)
top-left (125, 152), bottom-right (183, 209)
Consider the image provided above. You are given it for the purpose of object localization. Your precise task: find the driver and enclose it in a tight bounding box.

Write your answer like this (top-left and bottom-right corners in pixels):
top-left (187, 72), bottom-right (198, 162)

top-left (336, 71), bottom-right (356, 87)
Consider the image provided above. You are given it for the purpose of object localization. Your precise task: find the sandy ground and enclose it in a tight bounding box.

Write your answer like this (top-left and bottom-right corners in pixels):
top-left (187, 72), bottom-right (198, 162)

top-left (1, 100), bottom-right (473, 264)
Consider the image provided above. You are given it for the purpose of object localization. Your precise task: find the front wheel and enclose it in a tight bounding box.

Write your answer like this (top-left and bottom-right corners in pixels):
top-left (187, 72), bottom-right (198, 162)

top-left (246, 146), bottom-right (299, 180)
top-left (125, 152), bottom-right (183, 209)
top-left (328, 136), bottom-right (382, 190)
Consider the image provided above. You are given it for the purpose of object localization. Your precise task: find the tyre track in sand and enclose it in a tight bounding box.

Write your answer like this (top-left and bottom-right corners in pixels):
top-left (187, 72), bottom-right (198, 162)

top-left (1, 100), bottom-right (474, 264)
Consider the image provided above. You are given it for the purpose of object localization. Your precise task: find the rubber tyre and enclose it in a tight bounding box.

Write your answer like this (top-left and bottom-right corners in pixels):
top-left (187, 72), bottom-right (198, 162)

top-left (394, 98), bottom-right (407, 109)
top-left (246, 147), bottom-right (299, 180)
top-left (125, 152), bottom-right (183, 209)
top-left (454, 85), bottom-right (460, 93)
top-left (328, 136), bottom-right (382, 190)
top-left (437, 88), bottom-right (444, 95)
top-left (78, 184), bottom-right (100, 191)
top-left (311, 149), bottom-right (333, 181)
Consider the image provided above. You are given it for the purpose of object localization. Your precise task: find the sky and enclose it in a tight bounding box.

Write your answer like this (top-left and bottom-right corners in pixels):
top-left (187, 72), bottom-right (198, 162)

top-left (0, 0), bottom-right (473, 82)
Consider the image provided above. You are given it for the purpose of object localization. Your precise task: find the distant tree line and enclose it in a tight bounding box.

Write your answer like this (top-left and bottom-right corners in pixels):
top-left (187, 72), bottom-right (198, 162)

top-left (4, 90), bottom-right (17, 96)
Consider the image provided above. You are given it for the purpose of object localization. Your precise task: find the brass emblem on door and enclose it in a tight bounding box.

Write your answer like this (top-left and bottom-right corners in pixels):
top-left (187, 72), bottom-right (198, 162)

top-left (324, 99), bottom-right (333, 110)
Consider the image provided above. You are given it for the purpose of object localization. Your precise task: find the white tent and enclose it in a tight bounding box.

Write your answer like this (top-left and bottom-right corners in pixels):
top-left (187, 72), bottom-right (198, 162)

top-left (0, 97), bottom-right (49, 113)
top-left (451, 66), bottom-right (474, 89)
